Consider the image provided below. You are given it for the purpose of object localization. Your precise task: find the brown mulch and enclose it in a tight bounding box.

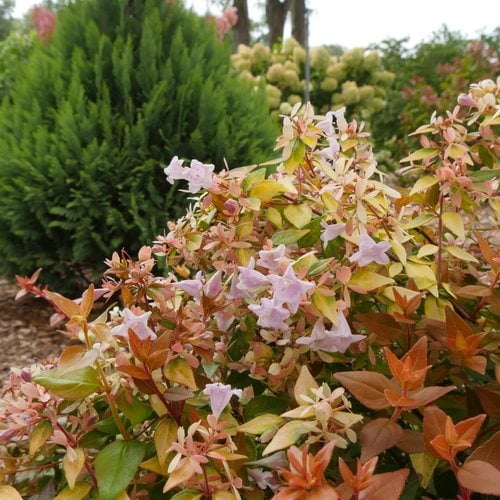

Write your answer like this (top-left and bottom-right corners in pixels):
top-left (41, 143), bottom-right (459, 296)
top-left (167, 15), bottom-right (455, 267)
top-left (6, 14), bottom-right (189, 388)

top-left (0, 277), bottom-right (71, 379)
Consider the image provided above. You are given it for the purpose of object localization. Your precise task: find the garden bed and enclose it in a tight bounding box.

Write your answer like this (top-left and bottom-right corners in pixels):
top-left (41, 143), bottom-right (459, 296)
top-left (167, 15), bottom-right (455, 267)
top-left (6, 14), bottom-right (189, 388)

top-left (0, 277), bottom-right (69, 376)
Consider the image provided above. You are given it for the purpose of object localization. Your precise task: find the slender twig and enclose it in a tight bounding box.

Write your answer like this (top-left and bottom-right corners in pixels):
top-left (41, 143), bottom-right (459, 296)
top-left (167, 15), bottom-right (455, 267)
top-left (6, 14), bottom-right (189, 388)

top-left (436, 193), bottom-right (445, 288)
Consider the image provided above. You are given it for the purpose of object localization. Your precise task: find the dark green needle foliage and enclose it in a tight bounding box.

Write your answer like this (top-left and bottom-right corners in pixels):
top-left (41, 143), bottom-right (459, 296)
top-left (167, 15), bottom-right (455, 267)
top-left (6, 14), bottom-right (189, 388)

top-left (0, 0), bottom-right (276, 290)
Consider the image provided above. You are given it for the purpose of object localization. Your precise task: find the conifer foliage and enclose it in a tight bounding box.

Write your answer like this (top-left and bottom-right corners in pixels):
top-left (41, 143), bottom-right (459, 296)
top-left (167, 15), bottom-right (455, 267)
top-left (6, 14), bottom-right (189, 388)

top-left (0, 0), bottom-right (276, 289)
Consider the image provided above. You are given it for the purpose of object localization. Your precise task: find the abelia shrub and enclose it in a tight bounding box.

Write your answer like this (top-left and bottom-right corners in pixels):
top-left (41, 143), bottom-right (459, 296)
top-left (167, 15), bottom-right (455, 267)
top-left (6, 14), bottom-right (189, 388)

top-left (1, 80), bottom-right (499, 499)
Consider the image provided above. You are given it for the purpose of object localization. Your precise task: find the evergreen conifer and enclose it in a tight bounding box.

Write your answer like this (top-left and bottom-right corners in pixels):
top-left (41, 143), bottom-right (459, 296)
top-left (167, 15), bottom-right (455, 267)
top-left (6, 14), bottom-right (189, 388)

top-left (0, 0), bottom-right (276, 289)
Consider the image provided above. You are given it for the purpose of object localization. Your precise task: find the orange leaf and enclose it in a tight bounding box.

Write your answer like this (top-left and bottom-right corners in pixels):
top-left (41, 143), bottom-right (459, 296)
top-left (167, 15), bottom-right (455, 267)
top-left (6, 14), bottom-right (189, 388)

top-left (445, 307), bottom-right (474, 337)
top-left (407, 386), bottom-right (455, 409)
top-left (355, 313), bottom-right (403, 344)
top-left (334, 372), bottom-right (393, 410)
top-left (457, 460), bottom-right (500, 495)
top-left (360, 418), bottom-right (403, 463)
top-left (117, 364), bottom-right (150, 380)
top-left (359, 469), bottom-right (409, 500)
top-left (475, 231), bottom-right (499, 270)
top-left (454, 414), bottom-right (486, 447)
top-left (423, 406), bottom-right (447, 453)
top-left (163, 457), bottom-right (196, 492)
top-left (396, 429), bottom-right (426, 454)
top-left (45, 290), bottom-right (81, 318)
top-left (79, 284), bottom-right (95, 319)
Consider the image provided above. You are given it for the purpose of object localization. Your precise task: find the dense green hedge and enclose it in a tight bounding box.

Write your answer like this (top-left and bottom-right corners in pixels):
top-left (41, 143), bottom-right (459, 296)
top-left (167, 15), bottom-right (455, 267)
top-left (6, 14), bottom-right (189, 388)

top-left (0, 0), bottom-right (277, 289)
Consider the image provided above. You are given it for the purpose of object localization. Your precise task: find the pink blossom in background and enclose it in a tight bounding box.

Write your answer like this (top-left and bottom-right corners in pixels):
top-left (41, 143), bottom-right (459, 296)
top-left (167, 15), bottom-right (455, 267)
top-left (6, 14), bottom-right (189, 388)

top-left (32, 6), bottom-right (56, 42)
top-left (211, 6), bottom-right (238, 39)
top-left (203, 383), bottom-right (242, 419)
top-left (349, 232), bottom-right (391, 267)
top-left (296, 315), bottom-right (365, 353)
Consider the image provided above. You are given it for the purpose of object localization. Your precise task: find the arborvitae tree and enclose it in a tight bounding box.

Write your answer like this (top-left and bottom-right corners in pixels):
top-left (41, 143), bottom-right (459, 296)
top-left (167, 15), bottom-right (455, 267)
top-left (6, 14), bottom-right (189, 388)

top-left (0, 0), bottom-right (277, 290)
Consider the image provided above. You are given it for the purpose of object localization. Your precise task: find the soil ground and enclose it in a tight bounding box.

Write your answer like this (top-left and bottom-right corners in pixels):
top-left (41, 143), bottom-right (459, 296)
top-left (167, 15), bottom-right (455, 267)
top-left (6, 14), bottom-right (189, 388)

top-left (0, 277), bottom-right (70, 378)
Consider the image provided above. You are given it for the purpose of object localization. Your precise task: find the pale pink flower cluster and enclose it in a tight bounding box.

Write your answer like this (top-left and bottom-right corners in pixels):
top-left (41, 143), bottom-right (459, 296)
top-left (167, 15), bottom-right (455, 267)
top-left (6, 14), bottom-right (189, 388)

top-left (164, 156), bottom-right (214, 193)
top-left (214, 7), bottom-right (238, 40)
top-left (31, 6), bottom-right (56, 42)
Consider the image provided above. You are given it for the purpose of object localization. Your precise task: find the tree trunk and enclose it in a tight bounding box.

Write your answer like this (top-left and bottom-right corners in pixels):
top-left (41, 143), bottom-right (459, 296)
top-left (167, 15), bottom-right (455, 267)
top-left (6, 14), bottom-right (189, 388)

top-left (232, 0), bottom-right (250, 51)
top-left (265, 0), bottom-right (290, 48)
top-left (291, 0), bottom-right (306, 46)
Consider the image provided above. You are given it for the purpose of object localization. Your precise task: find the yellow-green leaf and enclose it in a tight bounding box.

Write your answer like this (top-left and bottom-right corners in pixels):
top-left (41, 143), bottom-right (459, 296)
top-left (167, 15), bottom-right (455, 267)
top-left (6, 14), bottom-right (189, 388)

top-left (266, 207), bottom-right (283, 228)
top-left (409, 176), bottom-right (439, 196)
top-left (293, 366), bottom-right (319, 405)
top-left (442, 212), bottom-right (465, 239)
top-left (63, 448), bottom-right (85, 490)
top-left (53, 482), bottom-right (92, 500)
top-left (312, 288), bottom-right (338, 324)
top-left (444, 246), bottom-right (479, 263)
top-left (417, 244), bottom-right (439, 259)
top-left (402, 148), bottom-right (439, 163)
top-left (242, 168), bottom-right (266, 192)
top-left (249, 180), bottom-right (288, 202)
top-left (410, 452), bottom-right (439, 488)
top-left (263, 420), bottom-right (317, 455)
top-left (391, 240), bottom-right (407, 264)
top-left (0, 485), bottom-right (23, 500)
top-left (405, 262), bottom-right (436, 290)
top-left (29, 420), bottom-right (52, 456)
top-left (404, 213), bottom-right (434, 230)
top-left (348, 271), bottom-right (395, 292)
top-left (283, 204), bottom-right (312, 229)
top-left (33, 367), bottom-right (100, 400)
top-left (154, 418), bottom-right (178, 468)
top-left (237, 414), bottom-right (284, 435)
top-left (163, 357), bottom-right (197, 390)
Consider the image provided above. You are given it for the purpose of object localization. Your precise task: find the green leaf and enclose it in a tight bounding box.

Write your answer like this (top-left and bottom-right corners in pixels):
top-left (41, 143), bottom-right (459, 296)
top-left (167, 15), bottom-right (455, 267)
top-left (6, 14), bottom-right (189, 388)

top-left (409, 175), bottom-right (439, 196)
top-left (95, 440), bottom-right (146, 500)
top-left (117, 393), bottom-right (152, 426)
top-left (404, 213), bottom-right (434, 230)
top-left (401, 148), bottom-right (439, 163)
top-left (170, 490), bottom-right (203, 500)
top-left (271, 229), bottom-right (309, 245)
top-left (469, 168), bottom-right (500, 182)
top-left (33, 367), bottom-right (100, 400)
top-left (297, 217), bottom-right (322, 248)
top-left (244, 395), bottom-right (288, 420)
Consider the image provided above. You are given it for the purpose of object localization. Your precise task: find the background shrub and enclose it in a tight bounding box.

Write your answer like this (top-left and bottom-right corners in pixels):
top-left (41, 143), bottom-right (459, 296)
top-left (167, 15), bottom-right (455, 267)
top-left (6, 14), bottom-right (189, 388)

top-left (0, 0), bottom-right (277, 290)
top-left (232, 38), bottom-right (394, 127)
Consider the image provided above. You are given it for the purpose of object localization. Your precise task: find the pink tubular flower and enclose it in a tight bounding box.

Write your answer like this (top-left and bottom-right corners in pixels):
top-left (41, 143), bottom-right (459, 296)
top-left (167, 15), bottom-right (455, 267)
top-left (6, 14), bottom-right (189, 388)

top-left (237, 258), bottom-right (269, 293)
top-left (256, 245), bottom-right (288, 272)
top-left (349, 232), bottom-right (391, 267)
top-left (187, 160), bottom-right (215, 193)
top-left (173, 271), bottom-right (204, 300)
top-left (164, 157), bottom-right (214, 193)
top-left (267, 265), bottom-right (314, 313)
top-left (296, 316), bottom-right (365, 353)
top-left (164, 156), bottom-right (188, 184)
top-left (320, 221), bottom-right (345, 247)
top-left (317, 111), bottom-right (335, 136)
top-left (203, 383), bottom-right (242, 419)
top-left (110, 308), bottom-right (157, 340)
top-left (457, 93), bottom-right (477, 108)
top-left (248, 298), bottom-right (290, 331)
